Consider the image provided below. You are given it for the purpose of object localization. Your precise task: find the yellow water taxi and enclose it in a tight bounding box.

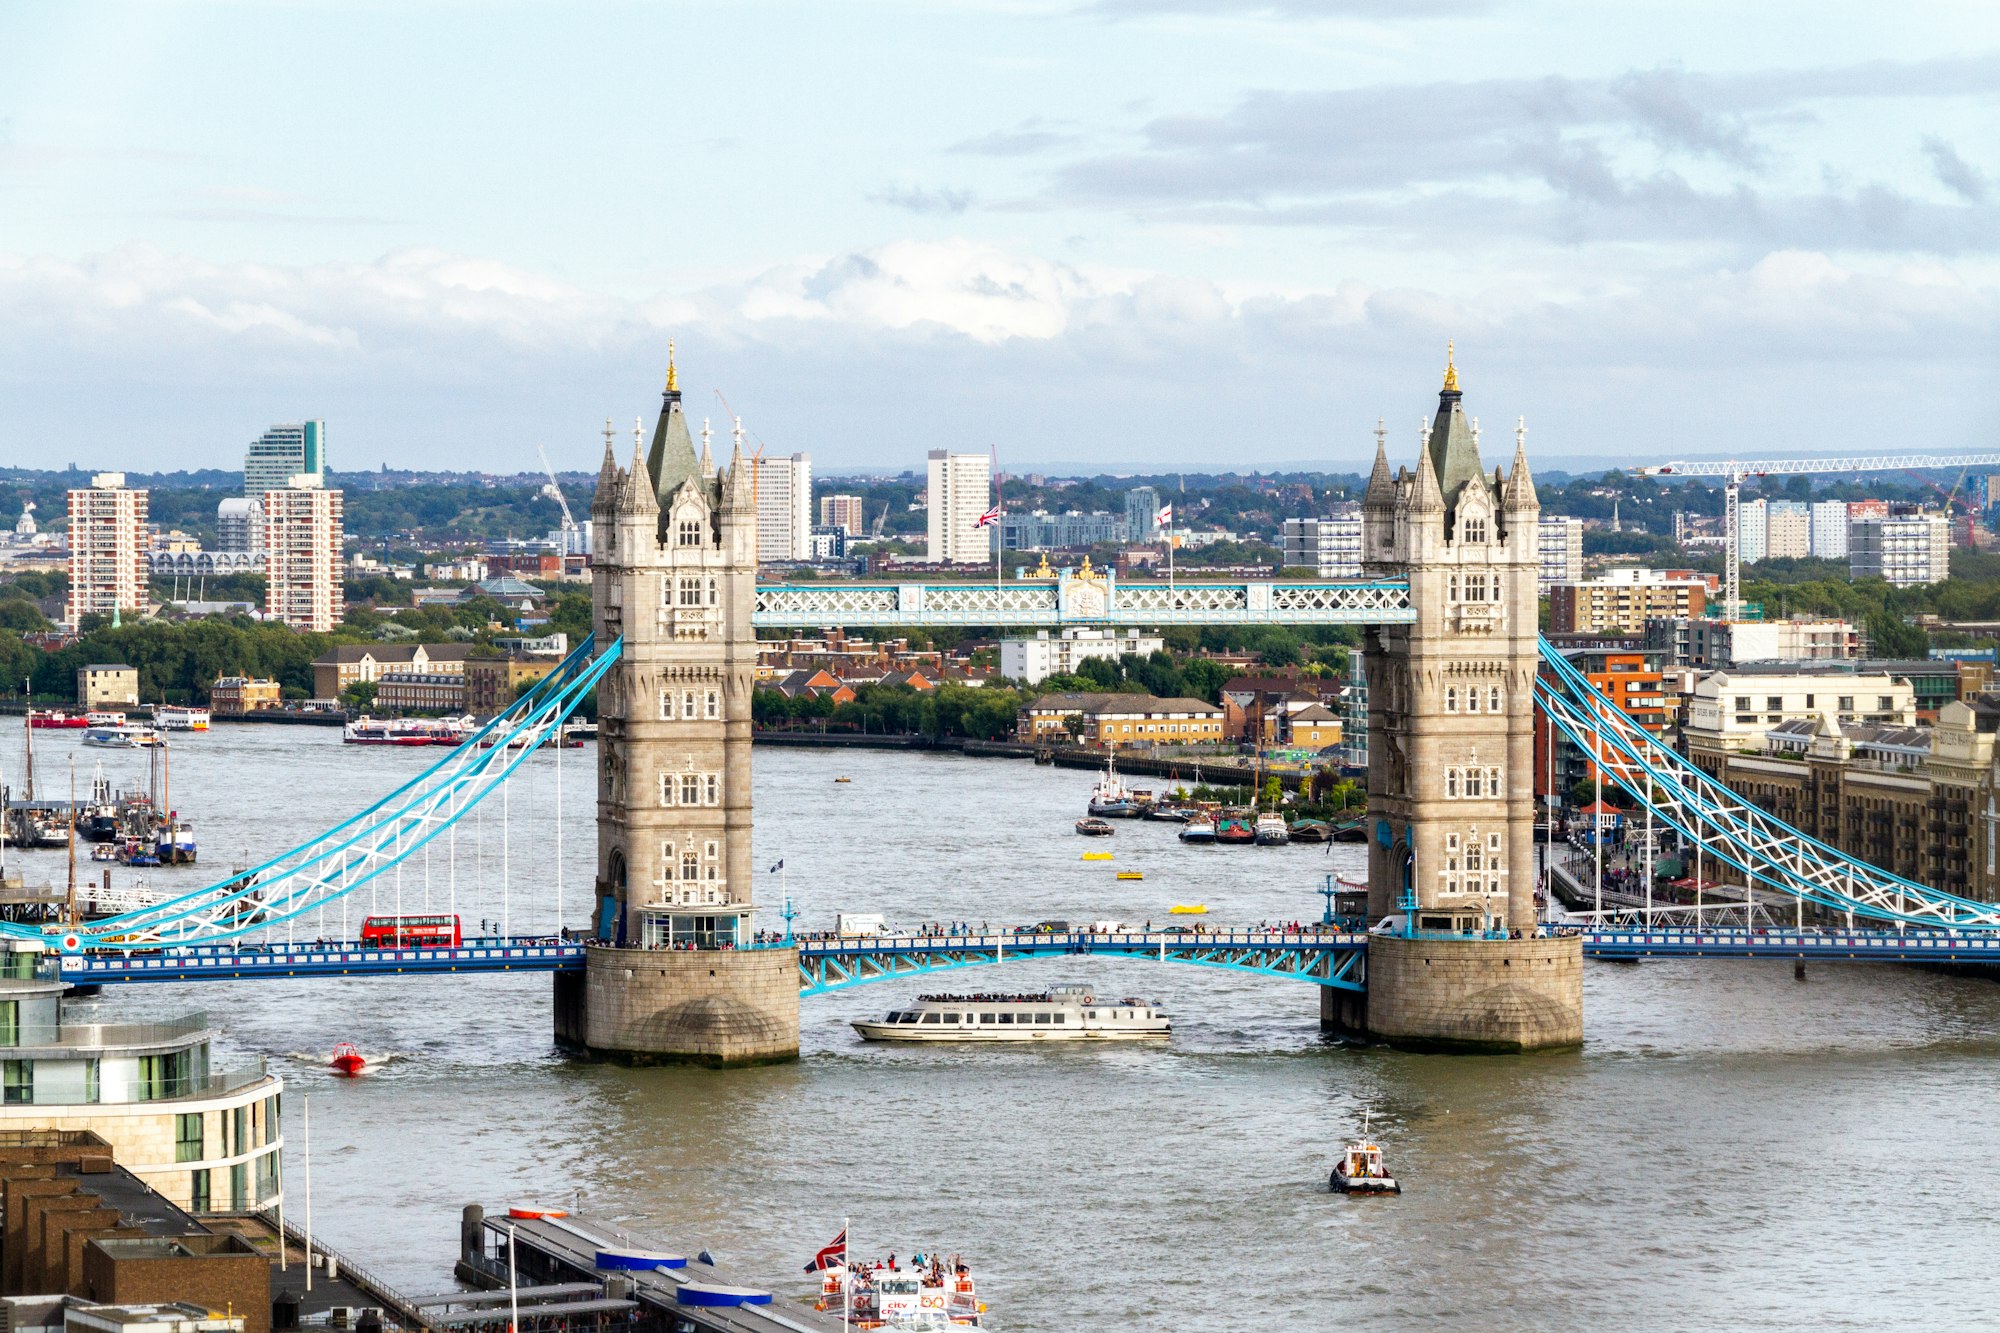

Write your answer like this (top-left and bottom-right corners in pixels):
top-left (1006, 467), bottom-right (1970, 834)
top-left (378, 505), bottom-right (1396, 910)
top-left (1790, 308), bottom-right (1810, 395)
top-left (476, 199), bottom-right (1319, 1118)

top-left (1169, 903), bottom-right (1207, 915)
top-left (1081, 851), bottom-right (1113, 861)
top-left (1116, 871), bottom-right (1144, 881)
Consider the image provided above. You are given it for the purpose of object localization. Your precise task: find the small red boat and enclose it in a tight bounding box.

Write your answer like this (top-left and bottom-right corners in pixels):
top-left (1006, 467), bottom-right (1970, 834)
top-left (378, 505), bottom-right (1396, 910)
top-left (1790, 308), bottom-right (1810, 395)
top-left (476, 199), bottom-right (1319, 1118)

top-left (28, 710), bottom-right (89, 729)
top-left (328, 1042), bottom-right (366, 1076)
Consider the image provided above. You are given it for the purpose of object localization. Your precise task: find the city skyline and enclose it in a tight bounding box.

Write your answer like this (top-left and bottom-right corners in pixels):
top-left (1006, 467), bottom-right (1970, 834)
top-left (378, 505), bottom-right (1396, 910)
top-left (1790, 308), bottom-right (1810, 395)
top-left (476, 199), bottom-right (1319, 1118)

top-left (2, 5), bottom-right (1994, 476)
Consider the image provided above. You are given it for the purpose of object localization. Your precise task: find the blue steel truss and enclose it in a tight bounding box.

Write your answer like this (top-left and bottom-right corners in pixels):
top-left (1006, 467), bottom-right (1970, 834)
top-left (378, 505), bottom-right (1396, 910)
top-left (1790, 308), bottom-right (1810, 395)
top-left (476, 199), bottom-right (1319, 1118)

top-left (1536, 641), bottom-right (2000, 930)
top-left (795, 930), bottom-right (1368, 997)
top-left (26, 636), bottom-right (623, 952)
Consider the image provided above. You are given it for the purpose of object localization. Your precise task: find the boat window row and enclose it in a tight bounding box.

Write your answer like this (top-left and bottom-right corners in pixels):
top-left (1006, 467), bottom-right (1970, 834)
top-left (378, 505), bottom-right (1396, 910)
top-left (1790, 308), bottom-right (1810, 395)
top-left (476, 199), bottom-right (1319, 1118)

top-left (892, 1011), bottom-right (1069, 1025)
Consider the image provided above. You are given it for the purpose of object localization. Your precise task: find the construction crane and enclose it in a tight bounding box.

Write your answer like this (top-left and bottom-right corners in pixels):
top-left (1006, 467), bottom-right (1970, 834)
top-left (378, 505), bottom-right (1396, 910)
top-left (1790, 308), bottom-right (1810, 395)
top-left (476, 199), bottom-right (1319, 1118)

top-left (1638, 452), bottom-right (2000, 621)
top-left (537, 443), bottom-right (580, 555)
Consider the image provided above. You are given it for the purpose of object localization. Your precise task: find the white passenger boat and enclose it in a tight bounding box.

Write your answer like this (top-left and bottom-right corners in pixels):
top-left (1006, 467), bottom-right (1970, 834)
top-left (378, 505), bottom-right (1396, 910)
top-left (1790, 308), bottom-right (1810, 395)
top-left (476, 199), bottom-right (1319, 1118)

top-left (152, 705), bottom-right (210, 731)
top-left (816, 1255), bottom-right (983, 1328)
top-left (1254, 812), bottom-right (1291, 845)
top-left (84, 725), bottom-right (163, 750)
top-left (853, 985), bottom-right (1170, 1042)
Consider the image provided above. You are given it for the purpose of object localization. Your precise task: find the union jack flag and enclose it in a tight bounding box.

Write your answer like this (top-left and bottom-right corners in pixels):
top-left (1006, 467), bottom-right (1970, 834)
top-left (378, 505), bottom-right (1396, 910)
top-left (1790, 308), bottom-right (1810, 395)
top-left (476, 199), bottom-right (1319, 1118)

top-left (805, 1227), bottom-right (847, 1272)
top-left (974, 505), bottom-right (1002, 528)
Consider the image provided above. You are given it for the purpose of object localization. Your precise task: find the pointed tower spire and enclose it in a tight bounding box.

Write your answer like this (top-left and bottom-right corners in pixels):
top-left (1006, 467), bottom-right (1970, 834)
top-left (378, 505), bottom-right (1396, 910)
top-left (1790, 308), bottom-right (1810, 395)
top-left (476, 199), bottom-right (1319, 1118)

top-left (700, 416), bottom-right (715, 478)
top-left (1503, 415), bottom-right (1539, 513)
top-left (593, 418), bottom-right (620, 515)
top-left (1411, 435), bottom-right (1445, 514)
top-left (1363, 418), bottom-right (1394, 510)
top-left (646, 347), bottom-right (703, 505)
top-left (625, 417), bottom-right (659, 514)
top-left (1426, 341), bottom-right (1483, 517)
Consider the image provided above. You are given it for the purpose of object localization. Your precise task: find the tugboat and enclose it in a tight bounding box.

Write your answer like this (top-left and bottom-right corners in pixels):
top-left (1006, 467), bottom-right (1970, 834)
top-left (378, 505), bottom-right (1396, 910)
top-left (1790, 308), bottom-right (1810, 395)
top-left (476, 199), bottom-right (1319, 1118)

top-left (1254, 812), bottom-right (1291, 846)
top-left (1086, 755), bottom-right (1143, 818)
top-left (1330, 1115), bottom-right (1401, 1195)
top-left (1074, 817), bottom-right (1115, 837)
top-left (1178, 815), bottom-right (1217, 844)
top-left (328, 1042), bottom-right (366, 1076)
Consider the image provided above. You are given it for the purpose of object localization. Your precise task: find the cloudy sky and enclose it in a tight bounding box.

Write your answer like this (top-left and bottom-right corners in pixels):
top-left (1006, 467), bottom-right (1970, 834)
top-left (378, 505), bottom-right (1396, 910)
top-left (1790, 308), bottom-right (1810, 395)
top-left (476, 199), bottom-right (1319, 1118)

top-left (2, 1), bottom-right (1994, 476)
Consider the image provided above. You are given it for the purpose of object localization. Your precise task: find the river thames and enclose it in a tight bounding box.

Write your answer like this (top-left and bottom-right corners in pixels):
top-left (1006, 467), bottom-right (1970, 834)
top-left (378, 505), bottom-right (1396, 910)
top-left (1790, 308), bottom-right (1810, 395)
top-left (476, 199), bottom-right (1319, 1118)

top-left (9, 724), bottom-right (2000, 1330)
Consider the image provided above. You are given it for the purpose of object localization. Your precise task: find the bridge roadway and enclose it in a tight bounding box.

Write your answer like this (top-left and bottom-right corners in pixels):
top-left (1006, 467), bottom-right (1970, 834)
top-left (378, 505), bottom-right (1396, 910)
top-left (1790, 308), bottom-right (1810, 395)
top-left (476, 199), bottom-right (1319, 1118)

top-left (47, 925), bottom-right (2000, 986)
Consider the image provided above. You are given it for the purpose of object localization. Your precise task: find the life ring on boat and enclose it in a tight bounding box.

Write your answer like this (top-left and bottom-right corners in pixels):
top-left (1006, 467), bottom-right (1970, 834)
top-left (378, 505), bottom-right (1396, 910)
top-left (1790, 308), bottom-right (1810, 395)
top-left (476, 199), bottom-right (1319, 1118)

top-left (1081, 994), bottom-right (1094, 1005)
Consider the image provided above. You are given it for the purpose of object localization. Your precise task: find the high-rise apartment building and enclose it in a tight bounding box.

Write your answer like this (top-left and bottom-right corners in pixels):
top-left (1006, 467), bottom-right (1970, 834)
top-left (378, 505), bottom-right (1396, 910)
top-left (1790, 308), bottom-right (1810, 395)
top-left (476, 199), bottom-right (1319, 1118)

top-left (1737, 497), bottom-right (1768, 563)
top-left (216, 497), bottom-right (264, 553)
top-left (819, 493), bottom-right (867, 536)
top-left (1765, 500), bottom-right (1810, 559)
top-left (1537, 516), bottom-right (1583, 590)
top-left (1548, 567), bottom-right (1711, 634)
top-left (1125, 486), bottom-right (1161, 542)
top-left (244, 421), bottom-right (326, 494)
top-left (926, 450), bottom-right (992, 563)
top-left (753, 453), bottom-right (812, 562)
top-left (1810, 499), bottom-right (1851, 559)
top-left (1281, 515), bottom-right (1362, 577)
top-left (263, 482), bottom-right (344, 631)
top-left (1849, 511), bottom-right (1950, 587)
top-left (65, 473), bottom-right (148, 627)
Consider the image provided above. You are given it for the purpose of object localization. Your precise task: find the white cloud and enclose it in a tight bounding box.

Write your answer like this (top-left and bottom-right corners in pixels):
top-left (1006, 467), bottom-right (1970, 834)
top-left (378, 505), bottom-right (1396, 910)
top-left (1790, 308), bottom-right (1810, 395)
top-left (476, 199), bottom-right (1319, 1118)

top-left (0, 238), bottom-right (1991, 473)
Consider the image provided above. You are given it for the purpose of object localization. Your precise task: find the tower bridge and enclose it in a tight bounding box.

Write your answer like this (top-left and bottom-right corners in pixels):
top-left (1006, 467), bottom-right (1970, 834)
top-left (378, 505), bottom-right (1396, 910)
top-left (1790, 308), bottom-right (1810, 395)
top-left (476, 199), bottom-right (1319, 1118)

top-left (21, 348), bottom-right (2000, 1063)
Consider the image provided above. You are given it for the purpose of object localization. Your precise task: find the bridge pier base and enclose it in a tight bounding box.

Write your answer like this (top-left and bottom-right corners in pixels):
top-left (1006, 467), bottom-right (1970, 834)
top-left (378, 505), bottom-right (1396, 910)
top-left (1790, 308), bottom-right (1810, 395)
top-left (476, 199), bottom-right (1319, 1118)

top-left (555, 944), bottom-right (800, 1067)
top-left (1330, 934), bottom-right (1583, 1052)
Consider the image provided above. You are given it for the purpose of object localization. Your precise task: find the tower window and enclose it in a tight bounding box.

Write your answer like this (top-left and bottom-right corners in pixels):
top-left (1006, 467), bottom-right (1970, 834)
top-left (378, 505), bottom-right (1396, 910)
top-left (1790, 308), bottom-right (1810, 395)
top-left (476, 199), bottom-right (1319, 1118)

top-left (1448, 574), bottom-right (1459, 602)
top-left (707, 577), bottom-right (718, 606)
top-left (1464, 518), bottom-right (1487, 544)
top-left (679, 577), bottom-right (702, 607)
top-left (1446, 768), bottom-right (1459, 798)
top-left (682, 689), bottom-right (698, 719)
top-left (681, 773), bottom-right (701, 804)
top-left (678, 519), bottom-right (702, 547)
top-left (1465, 769), bottom-right (1484, 799)
top-left (1445, 686), bottom-right (1458, 713)
top-left (1489, 685), bottom-right (1502, 711)
top-left (705, 688), bottom-right (720, 719)
top-left (1466, 688), bottom-right (1480, 714)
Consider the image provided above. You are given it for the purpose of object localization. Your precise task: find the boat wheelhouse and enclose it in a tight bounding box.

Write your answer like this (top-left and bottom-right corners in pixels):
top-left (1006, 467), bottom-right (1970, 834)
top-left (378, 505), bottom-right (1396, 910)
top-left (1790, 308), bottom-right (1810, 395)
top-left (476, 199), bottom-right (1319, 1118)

top-left (853, 985), bottom-right (1170, 1042)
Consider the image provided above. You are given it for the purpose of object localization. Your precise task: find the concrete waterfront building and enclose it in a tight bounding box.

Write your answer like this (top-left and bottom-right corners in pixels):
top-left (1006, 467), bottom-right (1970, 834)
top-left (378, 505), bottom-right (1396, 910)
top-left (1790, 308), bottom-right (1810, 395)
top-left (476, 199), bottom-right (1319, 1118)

top-left (261, 482), bottom-right (343, 632)
top-left (242, 421), bottom-right (324, 494)
top-left (1537, 515), bottom-right (1583, 590)
top-left (819, 493), bottom-right (866, 535)
top-left (1849, 510), bottom-right (1950, 587)
top-left (1281, 514), bottom-right (1362, 577)
top-left (1810, 499), bottom-right (1851, 559)
top-left (214, 498), bottom-right (263, 555)
top-left (65, 474), bottom-right (149, 628)
top-left (1335, 349), bottom-right (1582, 1051)
top-left (753, 451), bottom-right (812, 562)
top-left (925, 450), bottom-right (991, 563)
top-left (1684, 669), bottom-right (1916, 756)
top-left (557, 351), bottom-right (798, 1065)
top-left (0, 947), bottom-right (282, 1217)
top-left (1643, 615), bottom-right (1863, 669)
top-left (1000, 628), bottom-right (1164, 685)
top-left (77, 664), bottom-right (140, 709)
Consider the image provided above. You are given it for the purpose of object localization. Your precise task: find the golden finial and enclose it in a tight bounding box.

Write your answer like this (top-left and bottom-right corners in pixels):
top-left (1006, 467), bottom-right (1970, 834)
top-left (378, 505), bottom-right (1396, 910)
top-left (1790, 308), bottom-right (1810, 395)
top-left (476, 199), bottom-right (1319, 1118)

top-left (1033, 553), bottom-right (1053, 579)
top-left (666, 340), bottom-right (679, 394)
top-left (1442, 339), bottom-right (1459, 393)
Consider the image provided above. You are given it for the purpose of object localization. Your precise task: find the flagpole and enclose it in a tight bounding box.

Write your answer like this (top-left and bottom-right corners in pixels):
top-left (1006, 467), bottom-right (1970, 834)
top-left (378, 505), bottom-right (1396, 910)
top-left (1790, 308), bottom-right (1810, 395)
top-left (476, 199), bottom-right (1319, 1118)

top-left (991, 445), bottom-right (1002, 593)
top-left (843, 1216), bottom-right (852, 1333)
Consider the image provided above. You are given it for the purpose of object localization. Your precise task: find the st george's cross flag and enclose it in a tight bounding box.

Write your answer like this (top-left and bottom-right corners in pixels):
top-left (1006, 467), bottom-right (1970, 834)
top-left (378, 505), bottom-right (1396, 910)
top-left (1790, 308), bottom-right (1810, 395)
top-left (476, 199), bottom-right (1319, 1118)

top-left (1156, 503), bottom-right (1174, 528)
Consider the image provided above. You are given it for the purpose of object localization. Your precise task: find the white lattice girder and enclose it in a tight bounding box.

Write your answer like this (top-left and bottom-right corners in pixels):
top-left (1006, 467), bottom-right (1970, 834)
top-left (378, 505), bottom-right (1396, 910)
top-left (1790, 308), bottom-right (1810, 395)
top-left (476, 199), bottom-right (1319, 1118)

top-left (752, 580), bottom-right (1414, 627)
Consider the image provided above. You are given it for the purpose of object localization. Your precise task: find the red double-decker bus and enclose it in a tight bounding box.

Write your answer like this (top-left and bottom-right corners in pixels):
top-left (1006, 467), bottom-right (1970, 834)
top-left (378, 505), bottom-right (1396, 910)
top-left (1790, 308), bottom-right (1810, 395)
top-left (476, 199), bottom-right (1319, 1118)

top-left (358, 914), bottom-right (462, 948)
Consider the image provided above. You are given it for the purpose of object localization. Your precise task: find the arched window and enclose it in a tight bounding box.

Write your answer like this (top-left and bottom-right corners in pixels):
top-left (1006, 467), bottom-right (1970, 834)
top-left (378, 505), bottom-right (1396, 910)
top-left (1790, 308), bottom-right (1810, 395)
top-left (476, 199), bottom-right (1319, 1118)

top-left (1445, 686), bottom-right (1458, 713)
top-left (1489, 686), bottom-right (1502, 712)
top-left (1487, 765), bottom-right (1502, 795)
top-left (1465, 841), bottom-right (1483, 872)
top-left (681, 849), bottom-right (700, 882)
top-left (1464, 518), bottom-right (1487, 544)
top-left (1446, 769), bottom-right (1459, 798)
top-left (1448, 574), bottom-right (1459, 602)
top-left (677, 519), bottom-right (702, 547)
top-left (1466, 769), bottom-right (1483, 799)
top-left (1467, 688), bottom-right (1480, 714)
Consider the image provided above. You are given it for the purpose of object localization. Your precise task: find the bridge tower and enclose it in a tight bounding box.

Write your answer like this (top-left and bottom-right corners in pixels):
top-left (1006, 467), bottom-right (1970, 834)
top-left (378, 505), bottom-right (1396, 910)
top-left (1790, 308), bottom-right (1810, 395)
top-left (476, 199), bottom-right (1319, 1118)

top-left (553, 348), bottom-right (801, 1065)
top-left (1325, 348), bottom-right (1583, 1050)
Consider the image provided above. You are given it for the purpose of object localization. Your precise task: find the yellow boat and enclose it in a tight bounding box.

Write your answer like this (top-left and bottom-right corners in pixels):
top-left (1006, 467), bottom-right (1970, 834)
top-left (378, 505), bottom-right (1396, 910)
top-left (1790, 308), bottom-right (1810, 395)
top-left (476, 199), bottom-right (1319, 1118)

top-left (1116, 871), bottom-right (1144, 881)
top-left (1081, 851), bottom-right (1113, 861)
top-left (834, 777), bottom-right (852, 784)
top-left (1169, 903), bottom-right (1207, 915)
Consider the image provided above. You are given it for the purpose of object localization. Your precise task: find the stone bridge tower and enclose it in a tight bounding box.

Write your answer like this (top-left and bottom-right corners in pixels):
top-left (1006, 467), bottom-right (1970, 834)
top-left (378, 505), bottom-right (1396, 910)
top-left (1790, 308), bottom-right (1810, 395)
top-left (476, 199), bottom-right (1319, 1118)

top-left (1324, 348), bottom-right (1583, 1050)
top-left (553, 348), bottom-right (800, 1065)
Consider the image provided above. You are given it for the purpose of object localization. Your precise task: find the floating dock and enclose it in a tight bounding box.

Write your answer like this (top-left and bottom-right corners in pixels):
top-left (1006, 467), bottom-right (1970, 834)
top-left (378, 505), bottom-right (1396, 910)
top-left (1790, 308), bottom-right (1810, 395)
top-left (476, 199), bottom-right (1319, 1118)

top-left (459, 1203), bottom-right (849, 1332)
